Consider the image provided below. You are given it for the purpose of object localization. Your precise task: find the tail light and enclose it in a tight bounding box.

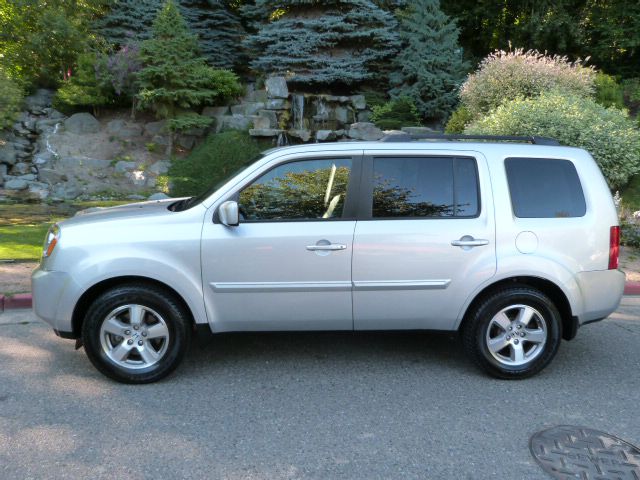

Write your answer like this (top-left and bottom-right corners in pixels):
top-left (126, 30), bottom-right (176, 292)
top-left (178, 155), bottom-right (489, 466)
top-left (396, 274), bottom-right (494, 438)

top-left (609, 226), bottom-right (620, 270)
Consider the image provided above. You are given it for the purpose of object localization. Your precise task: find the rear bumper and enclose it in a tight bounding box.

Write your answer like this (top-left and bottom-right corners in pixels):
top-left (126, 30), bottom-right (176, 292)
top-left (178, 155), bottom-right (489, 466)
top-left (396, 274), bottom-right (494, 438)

top-left (575, 269), bottom-right (626, 324)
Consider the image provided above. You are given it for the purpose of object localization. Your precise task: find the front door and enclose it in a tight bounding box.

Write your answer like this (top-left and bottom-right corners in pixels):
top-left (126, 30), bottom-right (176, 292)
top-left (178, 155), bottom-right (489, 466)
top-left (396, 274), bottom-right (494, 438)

top-left (352, 151), bottom-right (496, 330)
top-left (201, 155), bottom-right (360, 332)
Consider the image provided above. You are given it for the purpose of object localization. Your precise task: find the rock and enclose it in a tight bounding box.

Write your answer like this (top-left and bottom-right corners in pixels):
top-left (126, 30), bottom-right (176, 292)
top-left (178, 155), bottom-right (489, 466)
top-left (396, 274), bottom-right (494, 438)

top-left (18, 174), bottom-right (36, 181)
top-left (64, 113), bottom-right (101, 134)
top-left (149, 192), bottom-right (170, 201)
top-left (44, 108), bottom-right (66, 120)
top-left (127, 194), bottom-right (146, 200)
top-left (33, 152), bottom-right (54, 166)
top-left (0, 164), bottom-right (6, 184)
top-left (220, 115), bottom-right (252, 131)
top-left (11, 162), bottom-right (30, 175)
top-left (316, 130), bottom-right (337, 142)
top-left (249, 129), bottom-right (283, 137)
top-left (351, 95), bottom-right (367, 110)
top-left (265, 77), bottom-right (289, 99)
top-left (125, 171), bottom-right (147, 186)
top-left (24, 89), bottom-right (54, 112)
top-left (59, 156), bottom-right (111, 169)
top-left (357, 111), bottom-right (371, 123)
top-left (202, 106), bottom-right (229, 118)
top-left (177, 135), bottom-right (196, 150)
top-left (288, 129), bottom-right (312, 142)
top-left (28, 182), bottom-right (50, 200)
top-left (0, 142), bottom-right (17, 165)
top-left (252, 116), bottom-right (271, 130)
top-left (148, 161), bottom-right (170, 175)
top-left (231, 102), bottom-right (266, 116)
top-left (38, 168), bottom-right (68, 184)
top-left (144, 120), bottom-right (166, 137)
top-left (4, 179), bottom-right (28, 190)
top-left (266, 99), bottom-right (289, 110)
top-left (52, 184), bottom-right (80, 200)
top-left (152, 134), bottom-right (170, 146)
top-left (334, 106), bottom-right (353, 125)
top-left (401, 126), bottom-right (436, 135)
top-left (115, 161), bottom-right (137, 173)
top-left (184, 127), bottom-right (206, 137)
top-left (257, 110), bottom-right (278, 128)
top-left (347, 122), bottom-right (384, 141)
top-left (106, 120), bottom-right (143, 138)
top-left (35, 118), bottom-right (62, 133)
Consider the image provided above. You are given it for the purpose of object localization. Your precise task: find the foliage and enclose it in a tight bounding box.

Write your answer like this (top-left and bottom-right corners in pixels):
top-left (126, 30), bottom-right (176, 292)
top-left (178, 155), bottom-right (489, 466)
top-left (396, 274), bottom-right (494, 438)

top-left (466, 91), bottom-right (640, 189)
top-left (370, 97), bottom-right (421, 130)
top-left (460, 49), bottom-right (595, 118)
top-left (444, 105), bottom-right (473, 134)
top-left (166, 112), bottom-right (212, 132)
top-left (136, 1), bottom-right (243, 145)
top-left (389, 0), bottom-right (468, 120)
top-left (0, 0), bottom-right (109, 87)
top-left (244, 0), bottom-right (401, 87)
top-left (0, 71), bottom-right (23, 129)
top-left (168, 131), bottom-right (264, 197)
top-left (594, 72), bottom-right (625, 109)
top-left (94, 0), bottom-right (244, 69)
top-left (104, 42), bottom-right (142, 97)
top-left (53, 53), bottom-right (113, 113)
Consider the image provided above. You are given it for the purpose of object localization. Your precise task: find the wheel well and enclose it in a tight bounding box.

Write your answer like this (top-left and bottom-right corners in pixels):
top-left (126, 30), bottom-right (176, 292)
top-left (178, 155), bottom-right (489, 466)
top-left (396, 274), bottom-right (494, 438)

top-left (71, 276), bottom-right (195, 338)
top-left (460, 277), bottom-right (578, 341)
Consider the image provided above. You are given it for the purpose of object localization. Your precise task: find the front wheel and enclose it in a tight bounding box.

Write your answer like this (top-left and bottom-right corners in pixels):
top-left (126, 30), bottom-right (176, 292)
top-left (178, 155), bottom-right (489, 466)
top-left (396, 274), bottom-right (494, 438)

top-left (461, 287), bottom-right (562, 379)
top-left (82, 284), bottom-right (191, 384)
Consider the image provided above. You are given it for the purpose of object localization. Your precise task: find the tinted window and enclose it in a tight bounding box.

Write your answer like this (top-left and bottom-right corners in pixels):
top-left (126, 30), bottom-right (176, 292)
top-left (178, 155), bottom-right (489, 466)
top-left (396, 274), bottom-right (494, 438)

top-left (372, 157), bottom-right (479, 218)
top-left (239, 158), bottom-right (352, 221)
top-left (505, 158), bottom-right (586, 218)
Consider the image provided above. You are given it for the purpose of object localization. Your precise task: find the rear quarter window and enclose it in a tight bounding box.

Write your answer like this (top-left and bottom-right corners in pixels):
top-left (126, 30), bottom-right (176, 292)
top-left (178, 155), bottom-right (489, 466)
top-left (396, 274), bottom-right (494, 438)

top-left (505, 157), bottom-right (586, 218)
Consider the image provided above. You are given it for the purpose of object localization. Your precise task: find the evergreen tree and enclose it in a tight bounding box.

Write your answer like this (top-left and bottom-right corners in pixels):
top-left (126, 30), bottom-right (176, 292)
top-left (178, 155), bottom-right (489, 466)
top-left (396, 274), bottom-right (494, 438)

top-left (95, 0), bottom-right (243, 69)
top-left (244, 0), bottom-right (401, 88)
top-left (389, 0), bottom-right (468, 120)
top-left (137, 0), bottom-right (243, 154)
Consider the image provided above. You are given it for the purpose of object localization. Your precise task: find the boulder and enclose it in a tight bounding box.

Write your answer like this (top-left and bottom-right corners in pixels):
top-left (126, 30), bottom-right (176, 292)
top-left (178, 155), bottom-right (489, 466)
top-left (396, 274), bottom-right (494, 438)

top-left (202, 106), bottom-right (229, 118)
top-left (347, 122), bottom-right (384, 141)
top-left (33, 152), bottom-right (55, 166)
top-left (44, 108), bottom-right (66, 120)
top-left (257, 110), bottom-right (278, 128)
top-left (149, 192), bottom-right (170, 201)
top-left (106, 120), bottom-right (143, 138)
top-left (144, 120), bottom-right (167, 137)
top-left (24, 89), bottom-right (54, 112)
top-left (316, 130), bottom-right (337, 142)
top-left (152, 134), bottom-right (170, 146)
top-left (351, 95), bottom-right (367, 110)
top-left (220, 115), bottom-right (252, 131)
top-left (265, 77), bottom-right (289, 99)
top-left (59, 156), bottom-right (111, 169)
top-left (252, 116), bottom-right (271, 130)
top-left (39, 168), bottom-right (68, 184)
top-left (18, 174), bottom-right (36, 181)
top-left (288, 129), bottom-right (312, 142)
top-left (11, 162), bottom-right (30, 175)
top-left (177, 135), bottom-right (196, 150)
top-left (249, 129), bottom-right (283, 137)
top-left (0, 142), bottom-right (17, 165)
top-left (115, 161), bottom-right (137, 173)
top-left (4, 179), bottom-right (28, 190)
top-left (266, 99), bottom-right (289, 110)
top-left (0, 164), bottom-right (6, 184)
top-left (28, 182), bottom-right (50, 200)
top-left (35, 118), bottom-right (62, 133)
top-left (64, 113), bottom-right (101, 134)
top-left (334, 106), bottom-right (353, 125)
top-left (148, 161), bottom-right (169, 175)
top-left (231, 102), bottom-right (265, 116)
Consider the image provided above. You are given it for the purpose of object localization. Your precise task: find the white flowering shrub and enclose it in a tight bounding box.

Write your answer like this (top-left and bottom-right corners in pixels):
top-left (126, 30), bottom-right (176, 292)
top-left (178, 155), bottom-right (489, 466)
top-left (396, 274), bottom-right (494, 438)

top-left (460, 49), bottom-right (595, 117)
top-left (466, 92), bottom-right (640, 189)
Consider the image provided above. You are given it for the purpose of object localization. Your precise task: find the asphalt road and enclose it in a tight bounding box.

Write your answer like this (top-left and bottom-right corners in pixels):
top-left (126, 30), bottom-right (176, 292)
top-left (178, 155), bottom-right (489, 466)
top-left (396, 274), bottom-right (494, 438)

top-left (1, 299), bottom-right (639, 480)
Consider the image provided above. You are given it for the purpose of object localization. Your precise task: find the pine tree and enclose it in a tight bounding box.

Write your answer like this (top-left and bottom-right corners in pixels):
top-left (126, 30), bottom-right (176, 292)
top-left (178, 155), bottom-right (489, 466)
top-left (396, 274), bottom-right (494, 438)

top-left (244, 0), bottom-right (401, 88)
top-left (137, 0), bottom-right (243, 154)
top-left (95, 0), bottom-right (244, 69)
top-left (389, 0), bottom-right (468, 120)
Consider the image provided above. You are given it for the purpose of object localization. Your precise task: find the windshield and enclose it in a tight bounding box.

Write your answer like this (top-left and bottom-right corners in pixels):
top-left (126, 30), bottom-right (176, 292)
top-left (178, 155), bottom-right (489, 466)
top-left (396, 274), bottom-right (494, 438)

top-left (170, 153), bottom-right (265, 211)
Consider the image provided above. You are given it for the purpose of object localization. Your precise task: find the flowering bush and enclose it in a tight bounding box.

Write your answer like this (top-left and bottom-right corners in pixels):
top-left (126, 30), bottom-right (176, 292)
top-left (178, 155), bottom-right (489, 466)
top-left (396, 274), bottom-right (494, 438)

top-left (466, 91), bottom-right (640, 189)
top-left (460, 49), bottom-right (595, 117)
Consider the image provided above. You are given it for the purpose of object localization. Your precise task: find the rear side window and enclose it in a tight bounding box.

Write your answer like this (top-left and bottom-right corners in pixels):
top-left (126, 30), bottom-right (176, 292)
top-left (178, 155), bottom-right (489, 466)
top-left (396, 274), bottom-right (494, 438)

top-left (372, 156), bottom-right (479, 218)
top-left (505, 158), bottom-right (586, 218)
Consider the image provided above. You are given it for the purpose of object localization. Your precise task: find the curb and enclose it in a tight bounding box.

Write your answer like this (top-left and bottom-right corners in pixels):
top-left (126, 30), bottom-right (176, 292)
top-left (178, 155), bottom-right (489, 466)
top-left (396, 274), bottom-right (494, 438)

top-left (3, 282), bottom-right (640, 312)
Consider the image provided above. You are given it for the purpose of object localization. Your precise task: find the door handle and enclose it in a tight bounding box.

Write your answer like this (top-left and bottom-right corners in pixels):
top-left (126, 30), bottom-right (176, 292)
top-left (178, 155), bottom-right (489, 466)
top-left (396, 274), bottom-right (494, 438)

top-left (306, 244), bottom-right (347, 251)
top-left (451, 236), bottom-right (489, 248)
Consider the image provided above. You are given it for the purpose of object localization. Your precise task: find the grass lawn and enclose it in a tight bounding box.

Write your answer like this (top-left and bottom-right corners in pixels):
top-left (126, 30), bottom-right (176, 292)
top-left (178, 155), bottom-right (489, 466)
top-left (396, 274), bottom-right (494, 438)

top-left (0, 201), bottom-right (130, 261)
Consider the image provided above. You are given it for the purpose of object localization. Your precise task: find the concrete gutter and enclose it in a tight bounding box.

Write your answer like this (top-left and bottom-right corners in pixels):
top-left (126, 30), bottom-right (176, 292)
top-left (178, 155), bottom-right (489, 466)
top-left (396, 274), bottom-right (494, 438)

top-left (3, 281), bottom-right (640, 312)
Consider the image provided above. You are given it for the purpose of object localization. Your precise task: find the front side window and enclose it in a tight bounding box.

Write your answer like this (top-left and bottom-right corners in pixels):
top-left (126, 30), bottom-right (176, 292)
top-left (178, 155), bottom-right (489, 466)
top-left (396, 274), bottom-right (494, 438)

top-left (239, 158), bottom-right (352, 221)
top-left (372, 156), bottom-right (479, 218)
top-left (505, 157), bottom-right (586, 218)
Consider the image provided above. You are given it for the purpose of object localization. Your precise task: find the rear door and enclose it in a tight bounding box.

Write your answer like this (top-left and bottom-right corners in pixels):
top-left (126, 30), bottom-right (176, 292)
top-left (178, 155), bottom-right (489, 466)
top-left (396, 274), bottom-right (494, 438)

top-left (352, 149), bottom-right (496, 330)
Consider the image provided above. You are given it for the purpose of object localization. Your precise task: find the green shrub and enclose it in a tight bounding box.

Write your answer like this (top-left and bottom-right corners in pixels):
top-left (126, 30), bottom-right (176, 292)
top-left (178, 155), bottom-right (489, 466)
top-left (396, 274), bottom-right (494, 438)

top-left (623, 78), bottom-right (640, 103)
top-left (370, 97), bottom-right (421, 130)
top-left (444, 105), bottom-right (473, 133)
top-left (168, 131), bottom-right (265, 197)
top-left (0, 72), bottom-right (23, 129)
top-left (594, 72), bottom-right (624, 109)
top-left (466, 91), bottom-right (640, 189)
top-left (460, 49), bottom-right (595, 117)
top-left (53, 53), bottom-right (113, 113)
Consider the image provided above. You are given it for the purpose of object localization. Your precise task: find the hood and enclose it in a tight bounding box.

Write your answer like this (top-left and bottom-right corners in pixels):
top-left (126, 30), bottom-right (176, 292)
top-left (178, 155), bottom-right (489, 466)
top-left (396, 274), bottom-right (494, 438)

top-left (60, 198), bottom-right (186, 227)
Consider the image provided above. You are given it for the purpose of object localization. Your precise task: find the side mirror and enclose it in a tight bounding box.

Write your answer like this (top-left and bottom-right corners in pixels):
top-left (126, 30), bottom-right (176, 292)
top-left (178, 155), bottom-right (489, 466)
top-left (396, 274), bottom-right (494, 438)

top-left (218, 200), bottom-right (239, 227)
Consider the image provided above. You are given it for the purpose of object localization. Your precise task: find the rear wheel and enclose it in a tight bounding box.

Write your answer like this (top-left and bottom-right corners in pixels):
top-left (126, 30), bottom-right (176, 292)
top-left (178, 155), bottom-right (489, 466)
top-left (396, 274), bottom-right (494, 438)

top-left (82, 284), bottom-right (191, 383)
top-left (462, 287), bottom-right (562, 379)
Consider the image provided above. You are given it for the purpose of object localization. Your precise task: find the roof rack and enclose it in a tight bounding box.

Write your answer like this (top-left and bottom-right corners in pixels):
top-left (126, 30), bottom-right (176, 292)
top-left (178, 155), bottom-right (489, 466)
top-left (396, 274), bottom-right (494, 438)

top-left (379, 133), bottom-right (560, 146)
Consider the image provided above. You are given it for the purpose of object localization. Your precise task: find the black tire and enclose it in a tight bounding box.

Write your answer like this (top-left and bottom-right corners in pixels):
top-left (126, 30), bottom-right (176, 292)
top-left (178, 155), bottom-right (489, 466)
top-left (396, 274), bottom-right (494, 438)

top-left (82, 284), bottom-right (191, 384)
top-left (461, 287), bottom-right (562, 379)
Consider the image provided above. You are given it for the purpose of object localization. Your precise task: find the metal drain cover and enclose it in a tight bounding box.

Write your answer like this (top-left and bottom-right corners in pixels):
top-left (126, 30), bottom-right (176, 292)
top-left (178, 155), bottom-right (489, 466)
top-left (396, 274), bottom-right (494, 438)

top-left (530, 425), bottom-right (640, 479)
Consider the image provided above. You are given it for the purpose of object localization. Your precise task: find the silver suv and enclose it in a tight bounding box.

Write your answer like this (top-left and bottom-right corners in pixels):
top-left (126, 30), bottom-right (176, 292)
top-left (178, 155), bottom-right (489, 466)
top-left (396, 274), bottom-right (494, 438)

top-left (32, 134), bottom-right (625, 383)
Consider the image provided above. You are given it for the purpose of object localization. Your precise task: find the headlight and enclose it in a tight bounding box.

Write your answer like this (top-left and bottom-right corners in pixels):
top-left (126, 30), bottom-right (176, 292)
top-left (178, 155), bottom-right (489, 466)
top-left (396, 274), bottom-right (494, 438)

top-left (43, 224), bottom-right (61, 258)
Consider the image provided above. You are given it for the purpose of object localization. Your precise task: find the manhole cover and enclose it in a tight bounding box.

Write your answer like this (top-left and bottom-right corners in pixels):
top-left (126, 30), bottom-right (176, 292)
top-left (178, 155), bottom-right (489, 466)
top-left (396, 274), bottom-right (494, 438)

top-left (530, 425), bottom-right (640, 479)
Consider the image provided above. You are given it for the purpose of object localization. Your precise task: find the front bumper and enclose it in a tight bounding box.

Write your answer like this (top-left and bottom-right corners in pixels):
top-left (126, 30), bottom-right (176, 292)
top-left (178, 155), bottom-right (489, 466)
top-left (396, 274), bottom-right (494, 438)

top-left (31, 266), bottom-right (79, 336)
